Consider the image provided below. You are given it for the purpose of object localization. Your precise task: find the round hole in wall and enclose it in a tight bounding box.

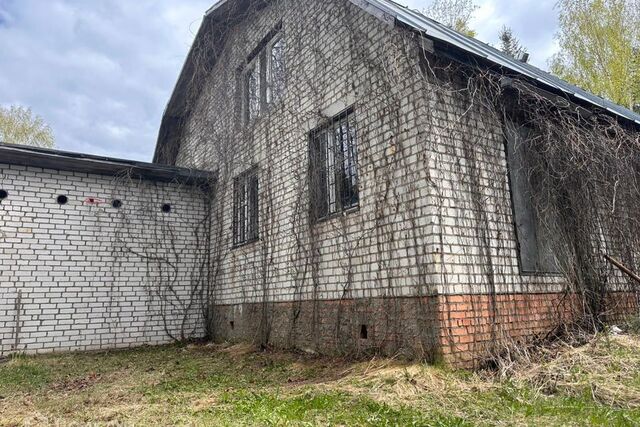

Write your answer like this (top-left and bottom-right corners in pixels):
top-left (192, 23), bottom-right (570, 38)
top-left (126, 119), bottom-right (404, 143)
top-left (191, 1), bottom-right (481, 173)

top-left (161, 203), bottom-right (172, 213)
top-left (0, 189), bottom-right (8, 200)
top-left (112, 199), bottom-right (123, 209)
top-left (57, 195), bottom-right (69, 205)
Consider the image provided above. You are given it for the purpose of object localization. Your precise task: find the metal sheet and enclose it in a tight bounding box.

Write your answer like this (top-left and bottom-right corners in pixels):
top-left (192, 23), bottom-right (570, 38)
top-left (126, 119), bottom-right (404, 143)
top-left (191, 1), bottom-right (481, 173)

top-left (365, 0), bottom-right (640, 125)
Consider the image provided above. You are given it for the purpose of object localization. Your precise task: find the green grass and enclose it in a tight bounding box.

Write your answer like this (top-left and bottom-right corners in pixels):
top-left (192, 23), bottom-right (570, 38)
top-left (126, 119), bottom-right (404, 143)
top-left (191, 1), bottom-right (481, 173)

top-left (1, 336), bottom-right (640, 426)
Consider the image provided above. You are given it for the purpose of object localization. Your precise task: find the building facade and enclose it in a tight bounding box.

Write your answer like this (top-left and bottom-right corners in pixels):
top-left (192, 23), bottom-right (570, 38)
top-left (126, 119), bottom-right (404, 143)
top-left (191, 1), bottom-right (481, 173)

top-left (154, 0), bottom-right (640, 365)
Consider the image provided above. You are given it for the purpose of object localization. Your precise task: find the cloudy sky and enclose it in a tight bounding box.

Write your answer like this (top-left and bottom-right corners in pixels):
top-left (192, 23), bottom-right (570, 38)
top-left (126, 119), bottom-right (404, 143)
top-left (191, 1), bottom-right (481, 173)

top-left (0, 0), bottom-right (559, 162)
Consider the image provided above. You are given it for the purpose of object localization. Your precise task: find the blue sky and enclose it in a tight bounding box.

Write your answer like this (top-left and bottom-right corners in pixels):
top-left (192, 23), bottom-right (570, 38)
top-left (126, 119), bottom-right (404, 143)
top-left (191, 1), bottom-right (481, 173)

top-left (0, 0), bottom-right (559, 161)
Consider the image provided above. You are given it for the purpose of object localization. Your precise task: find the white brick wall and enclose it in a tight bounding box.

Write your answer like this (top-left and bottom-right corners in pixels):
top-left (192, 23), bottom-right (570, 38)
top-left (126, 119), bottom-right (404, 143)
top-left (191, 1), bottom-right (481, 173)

top-left (0, 163), bottom-right (208, 355)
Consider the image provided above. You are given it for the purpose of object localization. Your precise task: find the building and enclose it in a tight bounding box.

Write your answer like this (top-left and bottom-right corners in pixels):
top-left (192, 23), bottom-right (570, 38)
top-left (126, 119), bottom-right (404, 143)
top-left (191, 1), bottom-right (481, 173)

top-left (2, 0), bottom-right (639, 366)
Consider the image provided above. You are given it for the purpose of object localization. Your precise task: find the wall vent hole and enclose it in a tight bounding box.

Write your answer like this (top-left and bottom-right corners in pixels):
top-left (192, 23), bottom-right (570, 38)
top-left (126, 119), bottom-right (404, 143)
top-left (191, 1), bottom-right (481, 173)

top-left (229, 321), bottom-right (235, 330)
top-left (112, 199), bottom-right (123, 209)
top-left (0, 189), bottom-right (8, 200)
top-left (161, 203), bottom-right (172, 213)
top-left (360, 324), bottom-right (368, 340)
top-left (57, 195), bottom-right (68, 205)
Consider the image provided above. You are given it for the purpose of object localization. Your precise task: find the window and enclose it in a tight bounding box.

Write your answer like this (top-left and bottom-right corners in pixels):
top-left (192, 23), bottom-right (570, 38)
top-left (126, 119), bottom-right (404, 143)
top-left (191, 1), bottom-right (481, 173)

top-left (309, 108), bottom-right (359, 221)
top-left (242, 25), bottom-right (286, 122)
top-left (245, 57), bottom-right (262, 122)
top-left (233, 167), bottom-right (259, 246)
top-left (505, 121), bottom-right (559, 274)
top-left (267, 36), bottom-right (286, 104)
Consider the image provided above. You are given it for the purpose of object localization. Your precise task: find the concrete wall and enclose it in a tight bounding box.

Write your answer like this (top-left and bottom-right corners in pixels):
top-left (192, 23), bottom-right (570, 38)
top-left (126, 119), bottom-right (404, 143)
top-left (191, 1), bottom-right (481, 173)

top-left (0, 163), bottom-right (208, 355)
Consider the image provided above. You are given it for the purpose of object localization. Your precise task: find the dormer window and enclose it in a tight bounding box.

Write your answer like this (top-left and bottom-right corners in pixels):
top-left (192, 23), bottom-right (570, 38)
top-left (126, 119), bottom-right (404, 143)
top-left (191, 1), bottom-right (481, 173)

top-left (243, 24), bottom-right (286, 123)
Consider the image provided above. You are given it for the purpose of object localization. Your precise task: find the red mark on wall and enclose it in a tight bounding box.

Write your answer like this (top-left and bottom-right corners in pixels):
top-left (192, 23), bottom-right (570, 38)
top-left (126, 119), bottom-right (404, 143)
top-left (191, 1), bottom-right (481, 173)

top-left (83, 197), bottom-right (106, 206)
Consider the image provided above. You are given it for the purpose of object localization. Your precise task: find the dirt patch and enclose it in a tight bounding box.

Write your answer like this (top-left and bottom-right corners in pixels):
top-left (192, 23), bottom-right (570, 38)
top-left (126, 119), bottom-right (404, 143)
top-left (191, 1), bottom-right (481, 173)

top-left (50, 373), bottom-right (101, 393)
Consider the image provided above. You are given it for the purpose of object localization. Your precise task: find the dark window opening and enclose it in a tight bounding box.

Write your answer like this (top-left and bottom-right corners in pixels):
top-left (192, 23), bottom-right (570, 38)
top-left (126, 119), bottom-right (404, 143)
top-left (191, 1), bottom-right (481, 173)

top-left (57, 195), bottom-right (68, 205)
top-left (360, 324), bottom-right (368, 340)
top-left (309, 108), bottom-right (359, 221)
top-left (112, 199), bottom-right (123, 209)
top-left (162, 203), bottom-right (172, 213)
top-left (229, 321), bottom-right (235, 330)
top-left (0, 189), bottom-right (8, 200)
top-left (505, 120), bottom-right (560, 274)
top-left (233, 167), bottom-right (259, 246)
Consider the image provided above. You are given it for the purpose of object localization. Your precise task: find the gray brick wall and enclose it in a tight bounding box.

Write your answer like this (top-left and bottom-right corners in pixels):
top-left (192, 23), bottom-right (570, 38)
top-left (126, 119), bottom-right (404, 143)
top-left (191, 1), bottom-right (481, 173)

top-left (174, 0), bottom-right (565, 310)
top-left (0, 164), bottom-right (208, 355)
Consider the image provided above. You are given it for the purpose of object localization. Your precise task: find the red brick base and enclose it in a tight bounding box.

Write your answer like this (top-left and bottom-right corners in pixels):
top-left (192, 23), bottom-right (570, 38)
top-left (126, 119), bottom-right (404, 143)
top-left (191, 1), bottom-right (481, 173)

top-left (211, 291), bottom-right (638, 368)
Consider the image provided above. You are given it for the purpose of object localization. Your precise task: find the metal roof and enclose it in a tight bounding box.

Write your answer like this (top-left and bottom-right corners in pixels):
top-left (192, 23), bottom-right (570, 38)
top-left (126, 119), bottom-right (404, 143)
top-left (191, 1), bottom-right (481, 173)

top-left (0, 143), bottom-right (214, 185)
top-left (364, 0), bottom-right (640, 125)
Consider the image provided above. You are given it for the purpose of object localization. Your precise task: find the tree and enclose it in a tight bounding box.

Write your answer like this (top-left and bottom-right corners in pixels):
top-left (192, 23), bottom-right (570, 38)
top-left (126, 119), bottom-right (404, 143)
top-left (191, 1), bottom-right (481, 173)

top-left (423, 0), bottom-right (478, 38)
top-left (0, 106), bottom-right (55, 148)
top-left (550, 0), bottom-right (640, 111)
top-left (499, 26), bottom-right (528, 60)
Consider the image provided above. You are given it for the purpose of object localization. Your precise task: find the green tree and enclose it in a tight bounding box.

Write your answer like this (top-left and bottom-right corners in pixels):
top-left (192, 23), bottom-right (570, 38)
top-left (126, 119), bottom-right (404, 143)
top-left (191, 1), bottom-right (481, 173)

top-left (423, 0), bottom-right (478, 38)
top-left (0, 106), bottom-right (54, 148)
top-left (499, 26), bottom-right (528, 60)
top-left (551, 0), bottom-right (640, 111)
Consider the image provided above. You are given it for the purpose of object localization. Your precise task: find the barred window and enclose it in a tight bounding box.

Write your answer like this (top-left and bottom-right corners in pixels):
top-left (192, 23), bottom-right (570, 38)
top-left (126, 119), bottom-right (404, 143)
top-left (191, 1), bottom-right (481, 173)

top-left (309, 108), bottom-right (359, 221)
top-left (233, 167), bottom-right (259, 246)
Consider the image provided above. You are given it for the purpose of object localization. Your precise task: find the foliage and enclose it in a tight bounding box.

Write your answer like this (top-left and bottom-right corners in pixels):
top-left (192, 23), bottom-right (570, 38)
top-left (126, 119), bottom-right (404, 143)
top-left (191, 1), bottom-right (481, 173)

top-left (550, 0), bottom-right (640, 111)
top-left (1, 337), bottom-right (640, 425)
top-left (0, 105), bottom-right (54, 148)
top-left (499, 26), bottom-right (528, 59)
top-left (423, 0), bottom-right (478, 37)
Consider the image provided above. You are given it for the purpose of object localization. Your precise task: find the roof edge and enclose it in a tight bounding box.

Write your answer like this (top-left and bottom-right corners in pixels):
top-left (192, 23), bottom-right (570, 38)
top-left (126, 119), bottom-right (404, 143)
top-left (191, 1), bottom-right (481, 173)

top-left (0, 143), bottom-right (214, 186)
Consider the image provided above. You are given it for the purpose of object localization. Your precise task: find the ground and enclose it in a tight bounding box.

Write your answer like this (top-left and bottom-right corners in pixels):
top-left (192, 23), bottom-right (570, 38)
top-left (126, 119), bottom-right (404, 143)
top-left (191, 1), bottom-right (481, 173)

top-left (1, 334), bottom-right (640, 426)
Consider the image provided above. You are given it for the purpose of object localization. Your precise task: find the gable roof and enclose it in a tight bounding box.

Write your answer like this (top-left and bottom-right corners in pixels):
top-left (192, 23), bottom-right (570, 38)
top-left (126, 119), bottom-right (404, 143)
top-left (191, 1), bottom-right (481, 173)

top-left (154, 0), bottom-right (640, 164)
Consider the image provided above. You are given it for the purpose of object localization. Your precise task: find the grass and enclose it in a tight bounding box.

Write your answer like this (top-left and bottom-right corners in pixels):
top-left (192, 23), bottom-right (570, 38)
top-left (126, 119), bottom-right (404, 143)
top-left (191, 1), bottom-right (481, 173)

top-left (1, 336), bottom-right (640, 426)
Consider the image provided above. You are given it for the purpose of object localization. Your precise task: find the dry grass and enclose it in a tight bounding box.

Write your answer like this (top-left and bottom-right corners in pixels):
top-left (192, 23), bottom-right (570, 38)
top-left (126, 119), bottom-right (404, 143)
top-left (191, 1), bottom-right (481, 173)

top-left (1, 333), bottom-right (640, 426)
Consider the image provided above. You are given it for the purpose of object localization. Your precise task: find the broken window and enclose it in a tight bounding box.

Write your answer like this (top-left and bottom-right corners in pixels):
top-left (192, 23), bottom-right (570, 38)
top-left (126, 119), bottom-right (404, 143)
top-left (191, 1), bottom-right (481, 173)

top-left (245, 57), bottom-right (262, 122)
top-left (243, 25), bottom-right (286, 123)
top-left (505, 121), bottom-right (559, 274)
top-left (309, 108), bottom-right (359, 221)
top-left (233, 166), bottom-right (259, 246)
top-left (267, 36), bottom-right (286, 104)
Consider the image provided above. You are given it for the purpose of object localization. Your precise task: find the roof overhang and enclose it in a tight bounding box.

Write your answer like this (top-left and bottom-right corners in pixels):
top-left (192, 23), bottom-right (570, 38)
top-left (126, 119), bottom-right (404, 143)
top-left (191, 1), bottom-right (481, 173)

top-left (0, 143), bottom-right (214, 186)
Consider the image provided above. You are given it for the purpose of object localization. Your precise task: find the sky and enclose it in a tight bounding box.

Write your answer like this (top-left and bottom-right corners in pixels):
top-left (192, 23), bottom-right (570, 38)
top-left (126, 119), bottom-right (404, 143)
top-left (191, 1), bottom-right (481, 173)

top-left (0, 0), bottom-right (560, 162)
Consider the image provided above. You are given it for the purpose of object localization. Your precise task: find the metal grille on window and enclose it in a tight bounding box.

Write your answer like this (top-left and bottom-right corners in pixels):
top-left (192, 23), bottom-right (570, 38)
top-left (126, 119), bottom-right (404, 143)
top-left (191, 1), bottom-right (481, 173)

top-left (309, 109), bottom-right (359, 221)
top-left (233, 168), bottom-right (259, 246)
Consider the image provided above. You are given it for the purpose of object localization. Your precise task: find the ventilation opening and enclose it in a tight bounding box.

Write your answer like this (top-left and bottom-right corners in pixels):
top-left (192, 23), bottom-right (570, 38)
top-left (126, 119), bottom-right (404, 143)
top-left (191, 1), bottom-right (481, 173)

top-left (161, 203), bottom-right (172, 213)
top-left (57, 195), bottom-right (68, 205)
top-left (360, 324), bottom-right (368, 340)
top-left (0, 189), bottom-right (7, 200)
top-left (112, 199), bottom-right (122, 209)
top-left (229, 321), bottom-right (235, 330)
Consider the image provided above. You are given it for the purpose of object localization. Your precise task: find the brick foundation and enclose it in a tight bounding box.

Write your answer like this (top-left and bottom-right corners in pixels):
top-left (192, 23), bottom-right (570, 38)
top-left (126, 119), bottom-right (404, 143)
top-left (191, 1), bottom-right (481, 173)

top-left (211, 291), bottom-right (638, 367)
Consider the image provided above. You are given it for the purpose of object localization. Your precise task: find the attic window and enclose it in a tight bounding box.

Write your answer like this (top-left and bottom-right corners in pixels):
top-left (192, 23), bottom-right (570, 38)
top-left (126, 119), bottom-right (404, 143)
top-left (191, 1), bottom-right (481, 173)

top-left (243, 24), bottom-right (286, 123)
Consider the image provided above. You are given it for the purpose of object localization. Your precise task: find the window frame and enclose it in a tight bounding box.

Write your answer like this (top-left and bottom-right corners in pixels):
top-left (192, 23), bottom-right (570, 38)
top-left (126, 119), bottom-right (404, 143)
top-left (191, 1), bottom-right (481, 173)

top-left (232, 166), bottom-right (260, 248)
top-left (309, 107), bottom-right (359, 223)
top-left (242, 23), bottom-right (285, 124)
top-left (503, 120), bottom-right (561, 276)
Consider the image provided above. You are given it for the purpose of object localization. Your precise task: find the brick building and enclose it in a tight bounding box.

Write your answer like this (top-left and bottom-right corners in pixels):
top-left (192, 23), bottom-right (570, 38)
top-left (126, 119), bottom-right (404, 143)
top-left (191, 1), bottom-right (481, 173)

top-left (154, 0), bottom-right (640, 365)
top-left (1, 0), bottom-right (639, 366)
